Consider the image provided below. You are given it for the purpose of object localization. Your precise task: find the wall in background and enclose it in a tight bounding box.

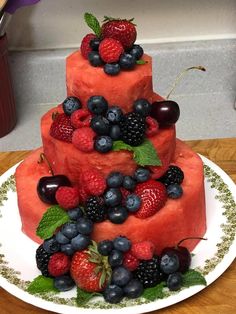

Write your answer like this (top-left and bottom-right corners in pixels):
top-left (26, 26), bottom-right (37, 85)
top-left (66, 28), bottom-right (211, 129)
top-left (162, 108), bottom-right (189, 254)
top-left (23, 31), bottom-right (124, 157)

top-left (6, 0), bottom-right (236, 50)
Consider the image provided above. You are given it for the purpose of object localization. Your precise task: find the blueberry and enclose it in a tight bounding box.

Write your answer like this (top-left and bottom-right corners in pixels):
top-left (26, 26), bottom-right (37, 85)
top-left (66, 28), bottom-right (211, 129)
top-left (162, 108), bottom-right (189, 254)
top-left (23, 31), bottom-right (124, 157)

top-left (133, 99), bottom-right (151, 117)
top-left (67, 207), bottom-right (84, 221)
top-left (104, 188), bottom-right (122, 207)
top-left (55, 231), bottom-right (70, 244)
top-left (90, 116), bottom-right (110, 135)
top-left (129, 45), bottom-right (144, 60)
top-left (89, 38), bottom-right (100, 51)
top-left (61, 222), bottom-right (78, 239)
top-left (110, 125), bottom-right (121, 140)
top-left (103, 284), bottom-right (124, 304)
top-left (62, 96), bottom-right (81, 116)
top-left (167, 184), bottom-right (183, 199)
top-left (108, 206), bottom-right (128, 224)
top-left (125, 194), bottom-right (141, 212)
top-left (160, 253), bottom-right (180, 275)
top-left (98, 240), bottom-right (114, 256)
top-left (54, 275), bottom-right (75, 291)
top-left (111, 266), bottom-right (132, 287)
top-left (94, 136), bottom-right (113, 153)
top-left (60, 243), bottom-right (75, 256)
top-left (88, 51), bottom-right (103, 67)
top-left (87, 95), bottom-right (108, 115)
top-left (108, 249), bottom-right (123, 267)
top-left (43, 236), bottom-right (60, 254)
top-left (123, 176), bottom-right (136, 190)
top-left (123, 279), bottom-right (144, 298)
top-left (106, 172), bottom-right (123, 188)
top-left (119, 53), bottom-right (136, 70)
top-left (104, 63), bottom-right (120, 76)
top-left (167, 272), bottom-right (183, 291)
top-left (77, 217), bottom-right (93, 235)
top-left (113, 236), bottom-right (131, 252)
top-left (134, 167), bottom-right (151, 182)
top-left (71, 234), bottom-right (91, 251)
top-left (106, 106), bottom-right (123, 124)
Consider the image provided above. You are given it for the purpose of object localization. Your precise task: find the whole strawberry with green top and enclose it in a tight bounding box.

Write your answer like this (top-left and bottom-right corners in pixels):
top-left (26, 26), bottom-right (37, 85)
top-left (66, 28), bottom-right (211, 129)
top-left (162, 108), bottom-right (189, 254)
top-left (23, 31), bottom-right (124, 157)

top-left (101, 16), bottom-right (137, 49)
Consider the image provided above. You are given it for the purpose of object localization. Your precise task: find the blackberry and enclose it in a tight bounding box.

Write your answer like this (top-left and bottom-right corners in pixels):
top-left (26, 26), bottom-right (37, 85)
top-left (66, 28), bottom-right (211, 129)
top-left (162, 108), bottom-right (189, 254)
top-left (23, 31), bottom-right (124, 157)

top-left (36, 244), bottom-right (52, 277)
top-left (85, 196), bottom-right (107, 222)
top-left (134, 255), bottom-right (161, 288)
top-left (159, 165), bottom-right (184, 187)
top-left (119, 112), bottom-right (146, 146)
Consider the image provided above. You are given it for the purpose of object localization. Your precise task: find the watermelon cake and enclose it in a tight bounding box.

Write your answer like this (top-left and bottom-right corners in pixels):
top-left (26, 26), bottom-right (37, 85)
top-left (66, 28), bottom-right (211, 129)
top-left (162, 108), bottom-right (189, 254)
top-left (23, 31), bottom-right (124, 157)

top-left (15, 13), bottom-right (207, 304)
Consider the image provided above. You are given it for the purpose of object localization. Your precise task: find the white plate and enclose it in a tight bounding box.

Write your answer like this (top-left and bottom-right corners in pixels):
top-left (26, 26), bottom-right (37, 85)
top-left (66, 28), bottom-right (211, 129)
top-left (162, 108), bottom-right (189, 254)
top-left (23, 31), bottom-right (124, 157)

top-left (0, 155), bottom-right (235, 314)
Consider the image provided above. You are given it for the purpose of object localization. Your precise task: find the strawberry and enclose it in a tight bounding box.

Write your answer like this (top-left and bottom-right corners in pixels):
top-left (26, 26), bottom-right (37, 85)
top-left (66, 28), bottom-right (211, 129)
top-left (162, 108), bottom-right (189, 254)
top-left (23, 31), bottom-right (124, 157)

top-left (134, 180), bottom-right (167, 218)
top-left (55, 186), bottom-right (80, 209)
top-left (130, 241), bottom-right (155, 260)
top-left (81, 169), bottom-right (106, 196)
top-left (72, 127), bottom-right (96, 152)
top-left (50, 113), bottom-right (74, 143)
top-left (81, 33), bottom-right (97, 59)
top-left (70, 242), bottom-right (111, 292)
top-left (99, 38), bottom-right (124, 63)
top-left (123, 251), bottom-right (139, 271)
top-left (101, 17), bottom-right (137, 49)
top-left (48, 252), bottom-right (71, 277)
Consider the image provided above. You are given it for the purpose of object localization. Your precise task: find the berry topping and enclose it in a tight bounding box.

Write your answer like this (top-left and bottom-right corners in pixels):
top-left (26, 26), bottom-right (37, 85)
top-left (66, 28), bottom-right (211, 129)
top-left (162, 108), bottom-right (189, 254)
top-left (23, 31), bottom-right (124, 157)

top-left (133, 99), bottom-right (151, 117)
top-left (108, 249), bottom-right (123, 267)
top-left (70, 109), bottom-right (92, 129)
top-left (167, 272), bottom-right (183, 291)
top-left (123, 251), bottom-right (140, 271)
top-left (50, 113), bottom-right (74, 143)
top-left (120, 112), bottom-right (146, 146)
top-left (123, 279), bottom-right (144, 299)
top-left (104, 63), bottom-right (121, 76)
top-left (125, 194), bottom-right (141, 212)
top-left (81, 169), bottom-right (106, 196)
top-left (55, 186), bottom-right (80, 210)
top-left (98, 240), bottom-right (114, 256)
top-left (129, 44), bottom-right (144, 60)
top-left (60, 222), bottom-right (78, 239)
top-left (134, 255), bottom-right (161, 288)
top-left (87, 95), bottom-right (108, 115)
top-left (113, 236), bottom-right (131, 252)
top-left (62, 97), bottom-right (82, 116)
top-left (119, 53), bottom-right (136, 70)
top-left (85, 196), bottom-right (107, 222)
top-left (108, 206), bottom-right (128, 224)
top-left (89, 37), bottom-right (101, 51)
top-left (133, 167), bottom-right (151, 183)
top-left (90, 116), bottom-right (110, 135)
top-left (36, 244), bottom-right (52, 277)
top-left (67, 207), bottom-right (84, 221)
top-left (94, 135), bottom-right (113, 153)
top-left (54, 275), bottom-right (75, 292)
top-left (43, 236), bottom-right (60, 254)
top-left (99, 38), bottom-right (124, 63)
top-left (48, 252), bottom-right (71, 277)
top-left (106, 106), bottom-right (123, 124)
top-left (101, 17), bottom-right (137, 49)
top-left (131, 241), bottom-right (155, 260)
top-left (122, 175), bottom-right (136, 191)
top-left (106, 172), bottom-right (123, 188)
top-left (111, 266), bottom-right (132, 287)
top-left (88, 51), bottom-right (104, 67)
top-left (167, 184), bottom-right (183, 199)
top-left (159, 165), bottom-right (184, 187)
top-left (134, 180), bottom-right (167, 219)
top-left (145, 116), bottom-right (159, 137)
top-left (76, 217), bottom-right (93, 235)
top-left (103, 284), bottom-right (124, 304)
top-left (72, 127), bottom-right (96, 152)
top-left (71, 234), bottom-right (91, 251)
top-left (104, 188), bottom-right (122, 207)
top-left (81, 33), bottom-right (97, 59)
top-left (160, 252), bottom-right (180, 275)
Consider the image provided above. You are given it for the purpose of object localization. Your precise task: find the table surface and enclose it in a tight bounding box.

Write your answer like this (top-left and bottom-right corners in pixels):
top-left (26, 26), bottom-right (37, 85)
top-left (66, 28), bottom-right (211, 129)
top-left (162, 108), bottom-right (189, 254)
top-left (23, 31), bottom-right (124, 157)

top-left (0, 138), bottom-right (235, 314)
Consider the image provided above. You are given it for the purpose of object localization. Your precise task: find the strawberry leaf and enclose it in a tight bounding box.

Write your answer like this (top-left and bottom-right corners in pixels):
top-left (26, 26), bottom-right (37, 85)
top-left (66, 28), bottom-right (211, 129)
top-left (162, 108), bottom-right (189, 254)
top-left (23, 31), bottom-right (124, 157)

top-left (142, 282), bottom-right (166, 301)
top-left (182, 269), bottom-right (207, 287)
top-left (76, 287), bottom-right (102, 306)
top-left (27, 276), bottom-right (59, 294)
top-left (84, 12), bottom-right (101, 37)
top-left (36, 205), bottom-right (70, 240)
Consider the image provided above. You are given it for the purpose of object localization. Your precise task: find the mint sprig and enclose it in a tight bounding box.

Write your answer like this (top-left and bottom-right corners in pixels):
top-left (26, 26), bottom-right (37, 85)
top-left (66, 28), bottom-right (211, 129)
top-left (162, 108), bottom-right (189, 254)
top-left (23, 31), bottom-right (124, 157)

top-left (112, 139), bottom-right (162, 167)
top-left (142, 282), bottom-right (166, 301)
top-left (27, 276), bottom-right (59, 294)
top-left (36, 205), bottom-right (70, 240)
top-left (182, 269), bottom-right (207, 287)
top-left (76, 287), bottom-right (102, 306)
top-left (84, 12), bottom-right (101, 37)
top-left (136, 60), bottom-right (148, 65)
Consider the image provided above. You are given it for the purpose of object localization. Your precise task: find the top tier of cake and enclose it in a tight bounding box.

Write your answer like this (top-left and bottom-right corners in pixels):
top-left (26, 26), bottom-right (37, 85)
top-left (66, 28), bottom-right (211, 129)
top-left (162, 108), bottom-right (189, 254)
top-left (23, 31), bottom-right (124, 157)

top-left (66, 51), bottom-right (153, 113)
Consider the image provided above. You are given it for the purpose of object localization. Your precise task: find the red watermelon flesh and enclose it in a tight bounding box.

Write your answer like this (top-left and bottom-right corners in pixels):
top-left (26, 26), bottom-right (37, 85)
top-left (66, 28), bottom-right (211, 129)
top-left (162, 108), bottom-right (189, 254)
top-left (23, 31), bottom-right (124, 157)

top-left (15, 140), bottom-right (206, 253)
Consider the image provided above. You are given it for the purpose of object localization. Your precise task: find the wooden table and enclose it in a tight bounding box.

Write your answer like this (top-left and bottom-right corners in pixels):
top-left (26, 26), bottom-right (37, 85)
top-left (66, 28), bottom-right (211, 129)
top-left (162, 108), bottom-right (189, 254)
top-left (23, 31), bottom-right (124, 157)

top-left (0, 138), bottom-right (235, 314)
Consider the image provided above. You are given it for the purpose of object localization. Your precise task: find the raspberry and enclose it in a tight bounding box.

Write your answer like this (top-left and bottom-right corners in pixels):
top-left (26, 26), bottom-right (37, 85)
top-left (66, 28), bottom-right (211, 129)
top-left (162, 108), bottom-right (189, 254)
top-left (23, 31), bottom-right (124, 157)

top-left (48, 252), bottom-right (71, 277)
top-left (78, 185), bottom-right (90, 205)
top-left (146, 116), bottom-right (159, 137)
top-left (81, 33), bottom-right (97, 59)
top-left (72, 127), bottom-right (96, 152)
top-left (81, 169), bottom-right (106, 196)
top-left (99, 38), bottom-right (124, 63)
top-left (123, 251), bottom-right (140, 271)
top-left (131, 241), bottom-right (155, 260)
top-left (55, 186), bottom-right (80, 209)
top-left (50, 113), bottom-right (74, 143)
top-left (71, 109), bottom-right (92, 129)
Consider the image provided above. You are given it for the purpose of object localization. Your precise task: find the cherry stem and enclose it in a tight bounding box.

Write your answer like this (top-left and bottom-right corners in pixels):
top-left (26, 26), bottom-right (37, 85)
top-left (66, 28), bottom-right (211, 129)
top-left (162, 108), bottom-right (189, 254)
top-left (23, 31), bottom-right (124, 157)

top-left (177, 237), bottom-right (207, 247)
top-left (166, 66), bottom-right (206, 100)
top-left (38, 153), bottom-right (54, 176)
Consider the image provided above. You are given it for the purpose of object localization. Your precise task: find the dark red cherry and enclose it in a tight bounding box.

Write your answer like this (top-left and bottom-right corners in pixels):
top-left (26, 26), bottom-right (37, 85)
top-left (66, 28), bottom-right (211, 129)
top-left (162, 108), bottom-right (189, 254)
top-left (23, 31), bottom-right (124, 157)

top-left (150, 100), bottom-right (180, 126)
top-left (37, 175), bottom-right (71, 204)
top-left (161, 246), bottom-right (191, 273)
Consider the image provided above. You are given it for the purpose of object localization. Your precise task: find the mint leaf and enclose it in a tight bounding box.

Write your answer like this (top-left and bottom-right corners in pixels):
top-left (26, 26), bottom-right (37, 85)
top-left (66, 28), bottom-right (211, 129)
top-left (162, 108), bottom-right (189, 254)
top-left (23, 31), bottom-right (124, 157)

top-left (136, 60), bottom-right (148, 65)
top-left (142, 282), bottom-right (165, 301)
top-left (76, 287), bottom-right (102, 306)
top-left (182, 269), bottom-right (207, 287)
top-left (27, 276), bottom-right (59, 294)
top-left (112, 139), bottom-right (161, 167)
top-left (84, 13), bottom-right (101, 37)
top-left (36, 205), bottom-right (70, 240)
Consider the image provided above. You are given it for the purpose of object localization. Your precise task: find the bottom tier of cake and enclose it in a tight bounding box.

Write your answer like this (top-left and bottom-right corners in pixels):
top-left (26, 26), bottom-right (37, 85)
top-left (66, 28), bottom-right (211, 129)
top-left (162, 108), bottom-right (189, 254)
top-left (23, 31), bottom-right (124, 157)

top-left (15, 139), bottom-right (206, 253)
